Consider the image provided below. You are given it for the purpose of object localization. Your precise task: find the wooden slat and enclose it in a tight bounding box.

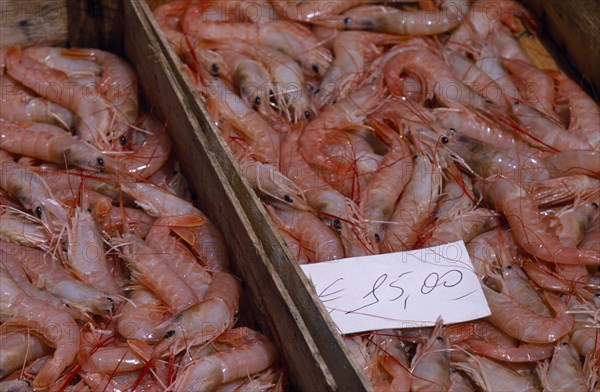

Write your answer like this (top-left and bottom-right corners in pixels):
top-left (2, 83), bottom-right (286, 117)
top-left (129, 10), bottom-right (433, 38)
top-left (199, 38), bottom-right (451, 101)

top-left (122, 2), bottom-right (340, 390)
top-left (0, 0), bottom-right (68, 47)
top-left (526, 0), bottom-right (600, 94)
top-left (135, 1), bottom-right (372, 390)
top-left (66, 0), bottom-right (124, 54)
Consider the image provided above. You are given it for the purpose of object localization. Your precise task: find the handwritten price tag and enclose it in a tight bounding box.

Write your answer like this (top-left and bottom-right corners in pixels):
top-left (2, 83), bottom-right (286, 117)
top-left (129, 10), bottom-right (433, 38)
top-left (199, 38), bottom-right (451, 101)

top-left (300, 241), bottom-right (490, 334)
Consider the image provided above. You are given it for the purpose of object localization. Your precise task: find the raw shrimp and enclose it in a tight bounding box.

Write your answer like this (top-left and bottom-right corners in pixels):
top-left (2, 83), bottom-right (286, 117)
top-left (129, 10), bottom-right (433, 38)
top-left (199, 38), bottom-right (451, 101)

top-left (0, 332), bottom-right (52, 378)
top-left (424, 208), bottom-right (496, 247)
top-left (0, 207), bottom-right (50, 248)
top-left (475, 175), bottom-right (600, 265)
top-left (119, 116), bottom-right (172, 178)
top-left (482, 285), bottom-right (574, 343)
top-left (537, 341), bottom-right (587, 391)
top-left (269, 0), bottom-right (382, 22)
top-left (183, 6), bottom-right (332, 78)
top-left (531, 175), bottom-right (600, 207)
top-left (410, 320), bottom-right (451, 391)
top-left (1, 241), bottom-right (116, 316)
top-left (0, 120), bottom-right (119, 172)
top-left (117, 289), bottom-right (167, 341)
top-left (466, 340), bottom-right (554, 363)
top-left (0, 150), bottom-right (67, 230)
top-left (152, 0), bottom-right (192, 55)
top-left (23, 46), bottom-right (101, 76)
top-left (152, 272), bottom-right (241, 355)
top-left (66, 206), bottom-right (121, 295)
top-left (0, 74), bottom-right (74, 128)
top-left (360, 118), bottom-right (413, 244)
top-left (500, 263), bottom-right (551, 317)
top-left (333, 0), bottom-right (469, 36)
top-left (544, 150), bottom-right (600, 178)
top-left (115, 233), bottom-right (198, 314)
top-left (380, 153), bottom-right (442, 252)
top-left (267, 203), bottom-right (345, 262)
top-left (120, 182), bottom-right (229, 271)
top-left (0, 266), bottom-right (80, 391)
top-left (80, 337), bottom-right (146, 374)
top-left (145, 216), bottom-right (213, 301)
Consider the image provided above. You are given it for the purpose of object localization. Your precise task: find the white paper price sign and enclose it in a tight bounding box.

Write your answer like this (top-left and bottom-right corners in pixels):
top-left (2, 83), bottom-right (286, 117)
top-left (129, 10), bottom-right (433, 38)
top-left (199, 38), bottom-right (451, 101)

top-left (300, 241), bottom-right (490, 334)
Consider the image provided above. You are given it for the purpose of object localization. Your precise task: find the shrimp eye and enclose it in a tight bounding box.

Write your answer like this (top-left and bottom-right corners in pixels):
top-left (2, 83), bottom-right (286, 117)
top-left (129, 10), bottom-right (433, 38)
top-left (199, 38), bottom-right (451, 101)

top-left (485, 99), bottom-right (493, 104)
top-left (562, 342), bottom-right (570, 347)
top-left (506, 265), bottom-right (512, 270)
top-left (210, 63), bottom-right (219, 76)
top-left (107, 297), bottom-right (115, 313)
top-left (304, 110), bottom-right (311, 119)
top-left (119, 135), bottom-right (127, 145)
top-left (312, 64), bottom-right (319, 74)
top-left (435, 336), bottom-right (444, 342)
top-left (333, 219), bottom-right (342, 231)
top-left (592, 202), bottom-right (598, 209)
top-left (254, 96), bottom-right (261, 106)
top-left (513, 101), bottom-right (520, 105)
top-left (343, 17), bottom-right (351, 26)
top-left (87, 208), bottom-right (92, 213)
top-left (35, 206), bottom-right (42, 219)
top-left (97, 157), bottom-right (105, 167)
top-left (374, 233), bottom-right (380, 242)
top-left (440, 136), bottom-right (449, 144)
top-left (284, 195), bottom-right (293, 203)
top-left (164, 330), bottom-right (176, 339)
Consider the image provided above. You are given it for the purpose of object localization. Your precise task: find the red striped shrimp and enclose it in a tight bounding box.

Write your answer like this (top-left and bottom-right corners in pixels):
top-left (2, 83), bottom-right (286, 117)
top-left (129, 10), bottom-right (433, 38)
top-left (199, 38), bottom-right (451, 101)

top-left (0, 206), bottom-right (50, 248)
top-left (0, 150), bottom-right (67, 230)
top-left (0, 332), bottom-right (52, 379)
top-left (0, 120), bottom-right (120, 172)
top-left (553, 72), bottom-right (600, 150)
top-left (531, 175), bottom-right (600, 207)
top-left (483, 285), bottom-right (574, 343)
top-left (152, 271), bottom-right (241, 355)
top-left (266, 203), bottom-right (345, 262)
top-left (0, 266), bottom-right (80, 391)
top-left (183, 4), bottom-right (332, 78)
top-left (332, 0), bottom-right (469, 36)
top-left (0, 74), bottom-right (74, 128)
top-left (537, 341), bottom-right (587, 391)
top-left (172, 327), bottom-right (276, 392)
top-left (359, 117), bottom-right (413, 244)
top-left (475, 175), bottom-right (600, 265)
top-left (380, 153), bottom-right (442, 252)
top-left (119, 182), bottom-right (229, 271)
top-left (410, 320), bottom-right (451, 391)
top-left (66, 206), bottom-right (121, 295)
top-left (145, 216), bottom-right (213, 301)
top-left (1, 241), bottom-right (117, 316)
top-left (115, 233), bottom-right (198, 314)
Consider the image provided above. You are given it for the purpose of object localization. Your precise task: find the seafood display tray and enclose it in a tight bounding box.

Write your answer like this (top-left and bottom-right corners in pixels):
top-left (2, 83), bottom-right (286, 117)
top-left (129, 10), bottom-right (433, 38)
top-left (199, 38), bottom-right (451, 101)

top-left (3, 0), bottom-right (597, 390)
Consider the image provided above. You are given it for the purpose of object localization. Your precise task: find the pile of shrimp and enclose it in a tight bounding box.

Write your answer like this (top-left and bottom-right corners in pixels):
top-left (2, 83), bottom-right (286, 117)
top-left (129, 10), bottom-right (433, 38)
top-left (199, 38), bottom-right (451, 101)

top-left (152, 0), bottom-right (600, 390)
top-left (0, 45), bottom-right (281, 391)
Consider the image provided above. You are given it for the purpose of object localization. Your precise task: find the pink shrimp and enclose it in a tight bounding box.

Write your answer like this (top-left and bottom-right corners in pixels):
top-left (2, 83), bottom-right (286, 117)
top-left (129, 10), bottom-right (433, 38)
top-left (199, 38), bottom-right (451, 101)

top-left (267, 203), bottom-right (345, 262)
top-left (269, 0), bottom-right (382, 22)
top-left (410, 320), bottom-right (451, 391)
top-left (483, 285), bottom-right (574, 343)
top-left (475, 175), bottom-right (600, 265)
top-left (380, 153), bottom-right (442, 252)
top-left (117, 289), bottom-right (167, 341)
top-left (531, 175), bottom-right (600, 207)
top-left (172, 327), bottom-right (276, 391)
top-left (152, 0), bottom-right (192, 55)
top-left (0, 332), bottom-right (52, 379)
top-left (0, 207), bottom-right (50, 249)
top-left (79, 333), bottom-right (146, 375)
top-left (183, 3), bottom-right (332, 78)
top-left (537, 341), bottom-right (587, 391)
top-left (0, 266), bottom-right (80, 390)
top-left (544, 150), bottom-right (600, 178)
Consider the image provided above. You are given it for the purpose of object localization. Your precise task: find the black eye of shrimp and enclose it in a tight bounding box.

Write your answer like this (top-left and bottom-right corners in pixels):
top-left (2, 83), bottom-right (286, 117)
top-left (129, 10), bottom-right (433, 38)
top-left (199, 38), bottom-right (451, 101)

top-left (35, 206), bottom-right (42, 219)
top-left (210, 63), bottom-right (219, 76)
top-left (343, 17), bottom-right (351, 27)
top-left (333, 219), bottom-right (342, 231)
top-left (254, 96), bottom-right (262, 106)
top-left (374, 233), bottom-right (380, 242)
top-left (304, 110), bottom-right (311, 119)
top-left (119, 135), bottom-right (127, 145)
top-left (107, 297), bottom-right (116, 313)
top-left (435, 336), bottom-right (444, 342)
top-left (284, 195), bottom-right (293, 203)
top-left (440, 136), bottom-right (449, 144)
top-left (312, 64), bottom-right (319, 74)
top-left (97, 157), bottom-right (105, 167)
top-left (592, 202), bottom-right (598, 209)
top-left (164, 330), bottom-right (176, 339)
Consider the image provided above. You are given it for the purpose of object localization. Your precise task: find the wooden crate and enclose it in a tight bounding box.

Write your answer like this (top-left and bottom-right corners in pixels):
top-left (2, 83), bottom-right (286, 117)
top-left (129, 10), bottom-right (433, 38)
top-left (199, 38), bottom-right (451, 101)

top-left (0, 0), bottom-right (366, 390)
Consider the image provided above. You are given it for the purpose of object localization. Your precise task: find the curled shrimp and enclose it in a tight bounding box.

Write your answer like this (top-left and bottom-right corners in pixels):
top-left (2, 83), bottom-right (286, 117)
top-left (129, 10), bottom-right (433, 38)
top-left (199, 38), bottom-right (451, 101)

top-left (475, 175), bottom-right (600, 265)
top-left (537, 341), bottom-right (587, 391)
top-left (172, 327), bottom-right (276, 391)
top-left (0, 266), bottom-right (80, 390)
top-left (0, 332), bottom-right (52, 379)
top-left (410, 319), bottom-right (451, 391)
top-left (330, 0), bottom-right (469, 36)
top-left (117, 289), bottom-right (167, 341)
top-left (544, 150), bottom-right (600, 178)
top-left (0, 74), bottom-right (74, 128)
top-left (0, 206), bottom-right (51, 248)
top-left (531, 175), bottom-right (600, 207)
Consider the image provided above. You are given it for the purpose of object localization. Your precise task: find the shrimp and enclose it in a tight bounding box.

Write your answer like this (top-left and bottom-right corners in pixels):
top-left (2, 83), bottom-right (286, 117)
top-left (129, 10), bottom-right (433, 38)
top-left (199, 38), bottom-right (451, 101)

top-left (152, 271), bottom-right (241, 355)
top-left (0, 74), bottom-right (74, 128)
top-left (475, 175), bottom-right (600, 265)
top-left (482, 285), bottom-right (574, 343)
top-left (380, 153), bottom-right (442, 252)
top-left (66, 206), bottom-right (121, 295)
top-left (410, 320), bottom-right (451, 391)
top-left (531, 175), bottom-right (600, 207)
top-left (0, 380), bottom-right (32, 392)
top-left (1, 241), bottom-right (116, 316)
top-left (0, 207), bottom-right (50, 248)
top-left (120, 182), bottom-right (229, 271)
top-left (153, 0), bottom-right (192, 55)
top-left (424, 209), bottom-right (497, 247)
top-left (79, 335), bottom-right (146, 375)
top-left (0, 120), bottom-right (119, 172)
top-left (544, 150), bottom-right (600, 178)
top-left (452, 351), bottom-right (538, 392)
top-left (269, 0), bottom-right (382, 22)
top-left (115, 233), bottom-right (198, 314)
top-left (0, 150), bottom-right (67, 230)
top-left (537, 341), bottom-right (587, 392)
top-left (183, 5), bottom-right (332, 78)
top-left (0, 266), bottom-right (80, 391)
top-left (266, 203), bottom-right (345, 262)
top-left (553, 72), bottom-right (600, 150)
top-left (23, 46), bottom-right (101, 76)
top-left (0, 332), bottom-right (52, 379)
top-left (145, 216), bottom-right (213, 301)
top-left (360, 118), bottom-right (413, 244)
top-left (117, 289), bottom-right (167, 341)
top-left (119, 116), bottom-right (172, 178)
top-left (333, 0), bottom-right (469, 36)
top-left (172, 327), bottom-right (276, 392)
